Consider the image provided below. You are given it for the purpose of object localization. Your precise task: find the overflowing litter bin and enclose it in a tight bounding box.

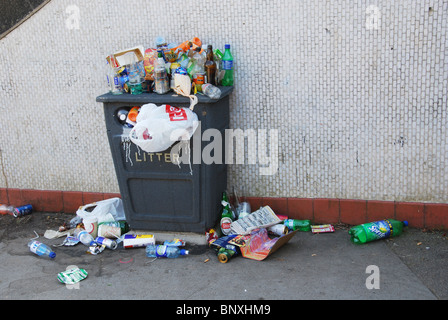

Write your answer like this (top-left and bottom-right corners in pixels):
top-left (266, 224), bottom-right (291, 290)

top-left (96, 87), bottom-right (233, 233)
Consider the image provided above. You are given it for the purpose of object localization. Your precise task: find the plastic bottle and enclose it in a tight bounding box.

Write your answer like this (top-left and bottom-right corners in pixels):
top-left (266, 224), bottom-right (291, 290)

top-left (74, 228), bottom-right (95, 246)
top-left (204, 45), bottom-right (217, 85)
top-left (202, 83), bottom-right (221, 99)
top-left (28, 240), bottom-right (56, 259)
top-left (154, 51), bottom-right (169, 94)
top-left (107, 55), bottom-right (123, 95)
top-left (0, 204), bottom-right (33, 217)
top-left (146, 244), bottom-right (189, 258)
top-left (349, 219), bottom-right (408, 244)
top-left (284, 219), bottom-right (311, 232)
top-left (221, 44), bottom-right (234, 86)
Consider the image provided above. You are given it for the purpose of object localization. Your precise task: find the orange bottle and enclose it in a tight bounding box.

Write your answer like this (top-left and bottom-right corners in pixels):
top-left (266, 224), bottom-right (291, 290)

top-left (127, 106), bottom-right (140, 122)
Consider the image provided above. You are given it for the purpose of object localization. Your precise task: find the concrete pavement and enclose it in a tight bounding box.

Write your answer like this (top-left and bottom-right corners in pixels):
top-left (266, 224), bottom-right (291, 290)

top-left (0, 212), bottom-right (444, 303)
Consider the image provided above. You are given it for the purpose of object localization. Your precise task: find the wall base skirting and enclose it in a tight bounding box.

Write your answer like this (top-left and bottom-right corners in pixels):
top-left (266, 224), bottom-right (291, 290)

top-left (1, 188), bottom-right (447, 230)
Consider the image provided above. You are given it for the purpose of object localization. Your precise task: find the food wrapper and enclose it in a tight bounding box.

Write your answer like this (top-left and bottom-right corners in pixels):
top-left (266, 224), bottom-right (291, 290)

top-left (311, 224), bottom-right (335, 233)
top-left (143, 48), bottom-right (157, 80)
top-left (57, 267), bottom-right (88, 285)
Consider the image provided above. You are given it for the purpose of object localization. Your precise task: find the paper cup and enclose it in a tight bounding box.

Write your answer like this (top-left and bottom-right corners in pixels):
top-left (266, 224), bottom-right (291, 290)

top-left (83, 217), bottom-right (98, 238)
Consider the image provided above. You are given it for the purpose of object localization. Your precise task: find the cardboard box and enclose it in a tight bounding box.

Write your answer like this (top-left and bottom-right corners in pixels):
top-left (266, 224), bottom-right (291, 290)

top-left (239, 228), bottom-right (298, 261)
top-left (107, 46), bottom-right (145, 67)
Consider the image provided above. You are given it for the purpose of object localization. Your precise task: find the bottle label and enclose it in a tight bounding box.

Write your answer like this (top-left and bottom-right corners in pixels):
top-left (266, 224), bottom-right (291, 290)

top-left (365, 219), bottom-right (393, 241)
top-left (221, 217), bottom-right (233, 235)
top-left (156, 245), bottom-right (167, 257)
top-left (29, 241), bottom-right (41, 254)
top-left (222, 60), bottom-right (233, 70)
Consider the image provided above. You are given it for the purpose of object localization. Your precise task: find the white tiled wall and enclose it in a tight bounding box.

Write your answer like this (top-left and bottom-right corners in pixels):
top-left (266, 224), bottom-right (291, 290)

top-left (0, 0), bottom-right (447, 202)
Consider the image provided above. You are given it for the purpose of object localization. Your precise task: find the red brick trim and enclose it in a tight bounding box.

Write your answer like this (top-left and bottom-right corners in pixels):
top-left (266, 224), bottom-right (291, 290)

top-left (1, 188), bottom-right (447, 230)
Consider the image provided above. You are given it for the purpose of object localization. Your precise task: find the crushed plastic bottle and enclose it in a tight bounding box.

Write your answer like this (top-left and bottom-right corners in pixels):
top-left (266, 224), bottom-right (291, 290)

top-left (28, 240), bottom-right (56, 259)
top-left (202, 83), bottom-right (221, 99)
top-left (146, 244), bottom-right (189, 258)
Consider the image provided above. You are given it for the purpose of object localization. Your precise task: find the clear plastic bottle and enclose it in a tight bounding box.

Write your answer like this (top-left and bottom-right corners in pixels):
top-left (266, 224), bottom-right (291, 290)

top-left (201, 83), bottom-right (221, 99)
top-left (28, 240), bottom-right (56, 259)
top-left (221, 44), bottom-right (234, 86)
top-left (128, 55), bottom-right (143, 95)
top-left (0, 204), bottom-right (16, 216)
top-left (74, 228), bottom-right (95, 246)
top-left (154, 52), bottom-right (169, 94)
top-left (146, 244), bottom-right (189, 258)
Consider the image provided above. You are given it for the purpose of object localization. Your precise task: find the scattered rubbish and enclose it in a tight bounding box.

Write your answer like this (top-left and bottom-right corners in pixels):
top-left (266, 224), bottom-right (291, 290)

top-left (206, 228), bottom-right (218, 244)
top-left (219, 192), bottom-right (234, 235)
top-left (146, 244), bottom-right (189, 258)
top-left (44, 228), bottom-right (73, 240)
top-left (268, 224), bottom-right (289, 236)
top-left (76, 197), bottom-right (126, 224)
top-left (209, 234), bottom-right (240, 263)
top-left (218, 248), bottom-right (236, 263)
top-left (87, 244), bottom-right (106, 255)
top-left (74, 228), bottom-right (96, 246)
top-left (95, 237), bottom-right (118, 250)
top-left (163, 238), bottom-right (185, 247)
top-left (123, 234), bottom-right (155, 248)
top-left (239, 228), bottom-right (298, 261)
top-left (230, 206), bottom-right (281, 235)
top-left (0, 204), bottom-right (33, 218)
top-left (57, 267), bottom-right (88, 285)
top-left (311, 224), bottom-right (335, 234)
top-left (55, 235), bottom-right (80, 247)
top-left (348, 219), bottom-right (409, 244)
top-left (82, 216), bottom-right (98, 238)
top-left (28, 240), bottom-right (56, 259)
top-left (284, 219), bottom-right (311, 232)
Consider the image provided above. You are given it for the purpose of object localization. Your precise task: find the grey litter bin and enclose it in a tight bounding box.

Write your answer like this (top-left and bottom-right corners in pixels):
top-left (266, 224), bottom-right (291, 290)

top-left (96, 86), bottom-right (233, 233)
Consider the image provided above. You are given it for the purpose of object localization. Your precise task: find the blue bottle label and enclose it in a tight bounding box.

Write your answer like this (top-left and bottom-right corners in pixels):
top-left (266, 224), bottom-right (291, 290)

top-left (156, 245), bottom-right (167, 257)
top-left (222, 60), bottom-right (233, 70)
top-left (366, 220), bottom-right (393, 240)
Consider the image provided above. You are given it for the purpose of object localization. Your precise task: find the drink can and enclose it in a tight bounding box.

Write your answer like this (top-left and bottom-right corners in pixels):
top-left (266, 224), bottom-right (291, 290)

top-left (95, 237), bottom-right (118, 250)
top-left (13, 204), bottom-right (33, 218)
top-left (193, 72), bottom-right (205, 91)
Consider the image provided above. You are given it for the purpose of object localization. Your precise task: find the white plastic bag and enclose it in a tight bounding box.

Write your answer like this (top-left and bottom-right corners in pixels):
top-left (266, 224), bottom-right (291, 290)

top-left (76, 197), bottom-right (125, 224)
top-left (129, 103), bottom-right (198, 153)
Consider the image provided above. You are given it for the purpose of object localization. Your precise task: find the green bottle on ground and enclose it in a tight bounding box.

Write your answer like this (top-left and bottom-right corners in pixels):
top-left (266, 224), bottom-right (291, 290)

top-left (348, 219), bottom-right (408, 244)
top-left (284, 219), bottom-right (311, 232)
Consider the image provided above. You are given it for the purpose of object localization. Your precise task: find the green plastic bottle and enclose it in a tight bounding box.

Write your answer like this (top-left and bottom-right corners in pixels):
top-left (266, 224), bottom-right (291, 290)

top-left (348, 219), bottom-right (408, 244)
top-left (221, 44), bottom-right (234, 86)
top-left (284, 219), bottom-right (311, 232)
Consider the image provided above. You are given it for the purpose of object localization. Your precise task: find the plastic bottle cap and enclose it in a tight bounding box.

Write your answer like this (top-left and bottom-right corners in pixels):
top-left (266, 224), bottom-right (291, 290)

top-left (225, 44), bottom-right (230, 49)
top-left (49, 252), bottom-right (56, 259)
